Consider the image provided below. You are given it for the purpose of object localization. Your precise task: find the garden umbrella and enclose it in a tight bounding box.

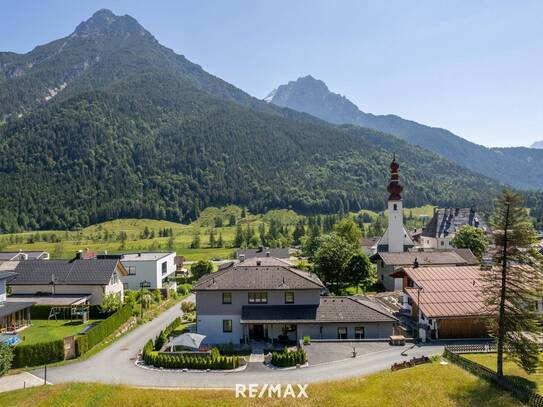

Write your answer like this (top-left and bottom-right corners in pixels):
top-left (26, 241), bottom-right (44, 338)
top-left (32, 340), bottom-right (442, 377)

top-left (168, 333), bottom-right (206, 350)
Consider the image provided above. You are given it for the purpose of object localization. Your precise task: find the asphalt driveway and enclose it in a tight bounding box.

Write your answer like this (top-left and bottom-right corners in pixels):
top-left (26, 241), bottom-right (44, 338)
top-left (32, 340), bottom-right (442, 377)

top-left (305, 341), bottom-right (394, 365)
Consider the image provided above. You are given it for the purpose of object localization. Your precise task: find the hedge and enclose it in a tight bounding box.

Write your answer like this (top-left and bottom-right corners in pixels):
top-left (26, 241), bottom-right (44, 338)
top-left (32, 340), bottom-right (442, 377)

top-left (270, 347), bottom-right (307, 367)
top-left (12, 340), bottom-right (64, 368)
top-left (143, 348), bottom-right (240, 370)
top-left (154, 317), bottom-right (184, 351)
top-left (76, 304), bottom-right (132, 356)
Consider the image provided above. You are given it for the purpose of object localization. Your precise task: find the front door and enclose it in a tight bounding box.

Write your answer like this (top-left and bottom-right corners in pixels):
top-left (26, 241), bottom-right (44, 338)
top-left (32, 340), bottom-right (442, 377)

top-left (252, 324), bottom-right (264, 340)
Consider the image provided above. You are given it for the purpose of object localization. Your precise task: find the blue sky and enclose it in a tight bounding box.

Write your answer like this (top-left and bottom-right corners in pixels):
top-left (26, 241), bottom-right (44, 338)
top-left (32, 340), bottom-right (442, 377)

top-left (1, 1), bottom-right (542, 147)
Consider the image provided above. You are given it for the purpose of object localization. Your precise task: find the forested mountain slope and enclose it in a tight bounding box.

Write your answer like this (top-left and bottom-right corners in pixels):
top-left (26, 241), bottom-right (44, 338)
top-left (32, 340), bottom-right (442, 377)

top-left (0, 9), bottom-right (525, 232)
top-left (266, 75), bottom-right (543, 190)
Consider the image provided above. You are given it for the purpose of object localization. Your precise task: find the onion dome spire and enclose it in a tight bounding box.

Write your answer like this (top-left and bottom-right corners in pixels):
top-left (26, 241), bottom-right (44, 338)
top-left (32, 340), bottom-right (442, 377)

top-left (387, 154), bottom-right (403, 200)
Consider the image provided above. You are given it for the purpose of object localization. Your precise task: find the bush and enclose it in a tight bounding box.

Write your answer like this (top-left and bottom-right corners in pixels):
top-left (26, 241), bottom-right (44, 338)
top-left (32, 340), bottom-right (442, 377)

top-left (0, 344), bottom-right (14, 375)
top-left (181, 301), bottom-right (196, 313)
top-left (270, 347), bottom-right (307, 368)
top-left (143, 350), bottom-right (240, 370)
top-left (76, 304), bottom-right (132, 356)
top-left (12, 340), bottom-right (64, 368)
top-left (177, 283), bottom-right (192, 296)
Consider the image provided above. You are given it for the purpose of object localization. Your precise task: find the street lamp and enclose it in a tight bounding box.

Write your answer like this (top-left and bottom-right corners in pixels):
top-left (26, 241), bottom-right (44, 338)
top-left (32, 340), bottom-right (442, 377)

top-left (139, 280), bottom-right (151, 319)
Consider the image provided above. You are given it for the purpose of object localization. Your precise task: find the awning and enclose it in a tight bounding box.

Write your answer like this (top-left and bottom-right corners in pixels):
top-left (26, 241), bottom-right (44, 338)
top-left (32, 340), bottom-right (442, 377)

top-left (7, 294), bottom-right (91, 306)
top-left (241, 305), bottom-right (318, 324)
top-left (0, 302), bottom-right (34, 318)
top-left (167, 333), bottom-right (206, 350)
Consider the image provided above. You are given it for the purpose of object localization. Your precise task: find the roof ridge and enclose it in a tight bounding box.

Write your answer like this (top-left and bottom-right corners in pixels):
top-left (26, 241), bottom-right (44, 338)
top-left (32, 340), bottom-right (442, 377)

top-left (348, 296), bottom-right (398, 321)
top-left (286, 266), bottom-right (324, 288)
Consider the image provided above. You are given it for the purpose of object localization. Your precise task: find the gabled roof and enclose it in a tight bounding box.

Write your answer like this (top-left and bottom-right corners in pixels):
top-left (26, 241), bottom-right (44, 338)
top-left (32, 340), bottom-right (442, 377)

top-left (422, 208), bottom-right (488, 238)
top-left (240, 296), bottom-right (396, 323)
top-left (193, 257), bottom-right (324, 291)
top-left (0, 251), bottom-right (49, 260)
top-left (9, 259), bottom-right (127, 286)
top-left (403, 266), bottom-right (490, 318)
top-left (371, 250), bottom-right (473, 267)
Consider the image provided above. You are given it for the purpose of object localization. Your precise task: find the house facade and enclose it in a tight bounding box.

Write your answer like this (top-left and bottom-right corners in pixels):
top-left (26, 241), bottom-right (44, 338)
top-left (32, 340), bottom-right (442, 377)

top-left (115, 252), bottom-right (177, 290)
top-left (193, 257), bottom-right (397, 344)
top-left (7, 257), bottom-right (127, 305)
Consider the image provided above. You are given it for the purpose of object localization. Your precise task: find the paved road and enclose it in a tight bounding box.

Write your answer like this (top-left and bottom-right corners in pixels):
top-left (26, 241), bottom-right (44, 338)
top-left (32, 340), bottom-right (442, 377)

top-left (32, 296), bottom-right (445, 388)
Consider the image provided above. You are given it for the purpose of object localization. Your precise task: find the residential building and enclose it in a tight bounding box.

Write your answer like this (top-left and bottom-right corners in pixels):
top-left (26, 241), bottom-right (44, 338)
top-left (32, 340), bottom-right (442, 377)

top-left (376, 156), bottom-right (416, 253)
top-left (360, 237), bottom-right (379, 256)
top-left (0, 269), bottom-right (33, 332)
top-left (419, 207), bottom-right (489, 249)
top-left (114, 252), bottom-right (176, 290)
top-left (397, 265), bottom-right (490, 340)
top-left (0, 251), bottom-right (49, 261)
top-left (193, 256), bottom-right (397, 344)
top-left (7, 257), bottom-right (127, 305)
top-left (371, 249), bottom-right (479, 291)
top-left (236, 247), bottom-right (289, 260)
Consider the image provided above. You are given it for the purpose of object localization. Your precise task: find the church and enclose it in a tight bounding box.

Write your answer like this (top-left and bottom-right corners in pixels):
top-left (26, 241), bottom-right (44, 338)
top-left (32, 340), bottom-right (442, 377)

top-left (370, 156), bottom-right (479, 291)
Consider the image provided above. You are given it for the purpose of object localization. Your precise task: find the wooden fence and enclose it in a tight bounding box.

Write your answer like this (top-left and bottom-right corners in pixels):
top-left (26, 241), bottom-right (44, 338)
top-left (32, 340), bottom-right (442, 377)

top-left (444, 347), bottom-right (543, 407)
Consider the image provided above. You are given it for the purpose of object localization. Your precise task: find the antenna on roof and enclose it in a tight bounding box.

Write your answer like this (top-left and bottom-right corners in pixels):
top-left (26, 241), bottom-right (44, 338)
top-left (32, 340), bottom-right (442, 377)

top-left (413, 258), bottom-right (419, 268)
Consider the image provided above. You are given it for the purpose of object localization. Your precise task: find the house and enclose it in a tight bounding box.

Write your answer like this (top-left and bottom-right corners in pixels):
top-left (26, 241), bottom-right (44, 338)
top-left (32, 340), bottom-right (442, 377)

top-left (174, 255), bottom-right (186, 276)
top-left (193, 256), bottom-right (397, 344)
top-left (397, 265), bottom-right (491, 340)
top-left (7, 256), bottom-right (128, 305)
top-left (360, 237), bottom-right (379, 256)
top-left (371, 249), bottom-right (479, 291)
top-left (419, 207), bottom-right (489, 249)
top-left (0, 251), bottom-right (49, 261)
top-left (0, 269), bottom-right (33, 333)
top-left (236, 247), bottom-right (289, 260)
top-left (376, 156), bottom-right (416, 253)
top-left (112, 252), bottom-right (176, 290)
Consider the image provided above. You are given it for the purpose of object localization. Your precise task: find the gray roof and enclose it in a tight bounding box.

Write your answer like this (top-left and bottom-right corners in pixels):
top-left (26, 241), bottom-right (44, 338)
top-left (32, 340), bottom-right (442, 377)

top-left (193, 258), bottom-right (324, 291)
top-left (0, 302), bottom-right (33, 318)
top-left (236, 248), bottom-right (289, 259)
top-left (121, 252), bottom-right (174, 261)
top-left (0, 271), bottom-right (17, 282)
top-left (9, 259), bottom-right (124, 286)
top-left (241, 297), bottom-right (396, 323)
top-left (423, 208), bottom-right (488, 238)
top-left (0, 251), bottom-right (48, 260)
top-left (7, 294), bottom-right (91, 306)
top-left (371, 250), bottom-right (475, 267)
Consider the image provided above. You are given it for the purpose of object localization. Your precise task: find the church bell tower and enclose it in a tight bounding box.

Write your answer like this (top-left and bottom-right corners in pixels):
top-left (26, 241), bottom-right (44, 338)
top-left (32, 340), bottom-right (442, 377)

top-left (386, 155), bottom-right (405, 252)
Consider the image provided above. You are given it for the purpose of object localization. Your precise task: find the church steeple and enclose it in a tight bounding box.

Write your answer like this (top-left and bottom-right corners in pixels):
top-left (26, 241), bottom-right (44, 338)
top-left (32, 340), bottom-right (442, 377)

top-left (387, 154), bottom-right (403, 201)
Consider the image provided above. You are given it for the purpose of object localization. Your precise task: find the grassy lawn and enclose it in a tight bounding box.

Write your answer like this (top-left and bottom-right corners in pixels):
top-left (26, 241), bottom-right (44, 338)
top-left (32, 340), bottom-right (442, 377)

top-left (462, 353), bottom-right (543, 394)
top-left (2, 362), bottom-right (520, 406)
top-left (18, 319), bottom-right (99, 345)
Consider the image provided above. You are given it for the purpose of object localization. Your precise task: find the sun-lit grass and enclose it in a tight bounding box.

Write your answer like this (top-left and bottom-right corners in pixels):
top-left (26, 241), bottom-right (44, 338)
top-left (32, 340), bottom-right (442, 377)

top-left (0, 205), bottom-right (434, 261)
top-left (1, 362), bottom-right (520, 406)
top-left (18, 319), bottom-right (99, 345)
top-left (463, 353), bottom-right (543, 394)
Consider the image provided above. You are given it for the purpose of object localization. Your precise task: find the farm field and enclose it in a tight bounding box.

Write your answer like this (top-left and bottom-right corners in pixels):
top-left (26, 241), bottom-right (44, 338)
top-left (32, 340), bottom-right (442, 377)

top-left (0, 205), bottom-right (435, 261)
top-left (1, 362), bottom-right (520, 406)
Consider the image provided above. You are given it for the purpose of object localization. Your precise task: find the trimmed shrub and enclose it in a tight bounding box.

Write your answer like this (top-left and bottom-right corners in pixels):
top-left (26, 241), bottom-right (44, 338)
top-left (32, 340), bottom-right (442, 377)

top-left (176, 283), bottom-right (192, 296)
top-left (12, 340), bottom-right (64, 368)
top-left (143, 350), bottom-right (240, 370)
top-left (270, 347), bottom-right (307, 368)
top-left (76, 304), bottom-right (132, 356)
top-left (0, 344), bottom-right (14, 375)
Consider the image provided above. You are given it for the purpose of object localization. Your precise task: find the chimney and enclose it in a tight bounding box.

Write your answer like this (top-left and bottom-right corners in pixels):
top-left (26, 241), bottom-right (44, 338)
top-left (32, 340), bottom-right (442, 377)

top-left (266, 251), bottom-right (270, 257)
top-left (239, 254), bottom-right (245, 262)
top-left (138, 253), bottom-right (142, 257)
top-left (413, 258), bottom-right (419, 268)
top-left (256, 260), bottom-right (262, 266)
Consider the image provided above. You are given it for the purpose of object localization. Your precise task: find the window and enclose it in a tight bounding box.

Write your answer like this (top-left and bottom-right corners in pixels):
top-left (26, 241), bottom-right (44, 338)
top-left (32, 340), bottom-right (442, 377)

top-left (355, 327), bottom-right (365, 339)
top-left (161, 261), bottom-right (167, 275)
top-left (393, 203), bottom-right (397, 211)
top-left (248, 292), bottom-right (268, 304)
top-left (337, 327), bottom-right (347, 340)
top-left (284, 292), bottom-right (294, 304)
top-left (222, 292), bottom-right (232, 304)
top-left (127, 266), bottom-right (136, 276)
top-left (110, 271), bottom-right (119, 285)
top-left (223, 319), bottom-right (232, 333)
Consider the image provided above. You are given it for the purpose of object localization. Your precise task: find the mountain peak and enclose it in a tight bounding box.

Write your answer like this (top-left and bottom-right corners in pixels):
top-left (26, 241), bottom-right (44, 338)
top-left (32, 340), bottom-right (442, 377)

top-left (73, 9), bottom-right (151, 38)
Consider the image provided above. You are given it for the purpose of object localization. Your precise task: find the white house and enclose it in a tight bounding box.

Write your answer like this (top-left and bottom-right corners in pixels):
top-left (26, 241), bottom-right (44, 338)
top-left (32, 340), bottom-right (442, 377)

top-left (118, 252), bottom-right (177, 290)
